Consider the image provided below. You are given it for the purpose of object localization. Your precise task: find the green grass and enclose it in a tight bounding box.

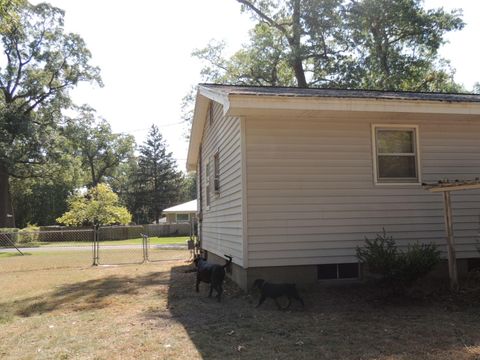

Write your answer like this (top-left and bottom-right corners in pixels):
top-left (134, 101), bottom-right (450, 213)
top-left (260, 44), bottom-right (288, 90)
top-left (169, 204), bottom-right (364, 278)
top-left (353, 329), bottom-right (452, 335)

top-left (13, 236), bottom-right (189, 247)
top-left (0, 252), bottom-right (30, 258)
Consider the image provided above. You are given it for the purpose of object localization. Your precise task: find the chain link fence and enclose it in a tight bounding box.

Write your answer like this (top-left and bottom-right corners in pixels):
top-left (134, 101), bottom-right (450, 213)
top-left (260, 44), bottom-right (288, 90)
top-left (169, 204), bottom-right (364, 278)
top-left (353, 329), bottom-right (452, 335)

top-left (1, 224), bottom-right (191, 265)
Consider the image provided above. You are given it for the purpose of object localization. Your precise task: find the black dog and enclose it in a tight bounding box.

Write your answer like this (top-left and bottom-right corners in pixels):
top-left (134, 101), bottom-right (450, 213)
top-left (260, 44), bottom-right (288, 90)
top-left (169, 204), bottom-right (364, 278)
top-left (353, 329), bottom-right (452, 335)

top-left (194, 254), bottom-right (232, 302)
top-left (252, 279), bottom-right (304, 310)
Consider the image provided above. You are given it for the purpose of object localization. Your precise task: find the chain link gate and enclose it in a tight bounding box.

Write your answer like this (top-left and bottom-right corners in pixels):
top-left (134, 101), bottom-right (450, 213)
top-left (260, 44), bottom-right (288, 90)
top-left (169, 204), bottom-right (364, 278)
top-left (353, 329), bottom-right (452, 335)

top-left (92, 226), bottom-right (145, 265)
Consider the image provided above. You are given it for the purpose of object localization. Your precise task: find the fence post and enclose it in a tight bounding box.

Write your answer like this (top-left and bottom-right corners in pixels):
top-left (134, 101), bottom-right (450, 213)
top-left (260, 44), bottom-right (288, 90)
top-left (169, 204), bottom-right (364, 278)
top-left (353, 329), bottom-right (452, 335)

top-left (92, 225), bottom-right (99, 266)
top-left (141, 233), bottom-right (149, 263)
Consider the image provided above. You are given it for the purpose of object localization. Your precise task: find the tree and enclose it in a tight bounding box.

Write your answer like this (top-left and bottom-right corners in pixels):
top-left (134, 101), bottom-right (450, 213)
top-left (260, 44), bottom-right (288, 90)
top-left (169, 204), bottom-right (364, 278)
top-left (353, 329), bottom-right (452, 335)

top-left (10, 151), bottom-right (85, 227)
top-left (193, 0), bottom-right (464, 91)
top-left (0, 2), bottom-right (102, 227)
top-left (474, 83), bottom-right (480, 94)
top-left (56, 183), bottom-right (131, 227)
top-left (347, 0), bottom-right (464, 91)
top-left (63, 105), bottom-right (135, 187)
top-left (196, 0), bottom-right (347, 88)
top-left (178, 173), bottom-right (197, 203)
top-left (132, 125), bottom-right (182, 224)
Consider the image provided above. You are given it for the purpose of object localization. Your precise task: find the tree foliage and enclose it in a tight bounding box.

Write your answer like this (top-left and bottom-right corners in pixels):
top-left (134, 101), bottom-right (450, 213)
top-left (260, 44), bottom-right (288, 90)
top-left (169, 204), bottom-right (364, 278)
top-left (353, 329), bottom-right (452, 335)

top-left (130, 125), bottom-right (182, 224)
top-left (357, 229), bottom-right (441, 290)
top-left (63, 105), bottom-right (135, 187)
top-left (0, 0), bottom-right (24, 32)
top-left (347, 0), bottom-right (464, 91)
top-left (474, 83), bottom-right (480, 94)
top-left (193, 0), bottom-right (464, 91)
top-left (10, 148), bottom-right (84, 228)
top-left (0, 1), bottom-right (101, 227)
top-left (56, 183), bottom-right (131, 227)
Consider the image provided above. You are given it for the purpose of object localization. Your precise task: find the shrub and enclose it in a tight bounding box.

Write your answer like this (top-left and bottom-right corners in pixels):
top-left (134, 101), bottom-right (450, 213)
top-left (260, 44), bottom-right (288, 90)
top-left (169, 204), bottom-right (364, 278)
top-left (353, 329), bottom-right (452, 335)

top-left (357, 229), bottom-right (441, 289)
top-left (18, 224), bottom-right (41, 244)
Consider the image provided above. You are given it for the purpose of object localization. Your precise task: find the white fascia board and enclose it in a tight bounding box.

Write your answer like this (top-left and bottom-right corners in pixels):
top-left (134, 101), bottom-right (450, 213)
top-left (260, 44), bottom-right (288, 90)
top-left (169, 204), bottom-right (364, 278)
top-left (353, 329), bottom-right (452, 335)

top-left (186, 92), bottom-right (208, 172)
top-left (186, 86), bottom-right (232, 172)
top-left (198, 86), bottom-right (231, 114)
top-left (225, 95), bottom-right (480, 116)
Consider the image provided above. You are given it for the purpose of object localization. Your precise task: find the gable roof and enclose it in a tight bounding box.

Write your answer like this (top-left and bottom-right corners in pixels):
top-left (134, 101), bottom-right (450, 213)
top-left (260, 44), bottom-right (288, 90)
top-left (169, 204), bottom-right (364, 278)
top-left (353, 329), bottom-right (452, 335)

top-left (162, 199), bottom-right (197, 214)
top-left (186, 84), bottom-right (480, 171)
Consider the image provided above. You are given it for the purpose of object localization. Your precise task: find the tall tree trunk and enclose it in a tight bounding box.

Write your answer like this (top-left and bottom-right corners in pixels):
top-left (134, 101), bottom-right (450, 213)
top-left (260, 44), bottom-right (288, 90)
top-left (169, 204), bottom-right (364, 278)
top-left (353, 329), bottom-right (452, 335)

top-left (0, 162), bottom-right (15, 228)
top-left (291, 0), bottom-right (308, 88)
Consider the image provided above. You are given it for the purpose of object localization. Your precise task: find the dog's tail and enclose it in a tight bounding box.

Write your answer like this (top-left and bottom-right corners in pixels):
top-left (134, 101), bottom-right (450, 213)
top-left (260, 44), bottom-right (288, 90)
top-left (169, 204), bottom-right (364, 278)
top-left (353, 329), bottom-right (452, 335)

top-left (223, 254), bottom-right (233, 268)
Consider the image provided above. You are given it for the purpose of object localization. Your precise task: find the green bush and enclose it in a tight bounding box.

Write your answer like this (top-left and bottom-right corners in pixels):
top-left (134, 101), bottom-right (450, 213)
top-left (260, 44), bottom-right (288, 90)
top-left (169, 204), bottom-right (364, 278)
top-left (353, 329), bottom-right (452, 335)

top-left (357, 229), bottom-right (441, 288)
top-left (18, 224), bottom-right (41, 244)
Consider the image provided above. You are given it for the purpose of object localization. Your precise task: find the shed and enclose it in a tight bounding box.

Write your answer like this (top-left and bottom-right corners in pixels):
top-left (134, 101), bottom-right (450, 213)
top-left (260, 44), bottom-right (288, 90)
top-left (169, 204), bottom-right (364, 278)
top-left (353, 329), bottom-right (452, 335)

top-left (187, 84), bottom-right (480, 290)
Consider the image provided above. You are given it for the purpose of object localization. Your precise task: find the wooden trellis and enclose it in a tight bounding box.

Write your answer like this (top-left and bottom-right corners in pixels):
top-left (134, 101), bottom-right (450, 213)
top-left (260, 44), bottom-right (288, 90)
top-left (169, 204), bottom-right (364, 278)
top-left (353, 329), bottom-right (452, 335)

top-left (423, 179), bottom-right (480, 289)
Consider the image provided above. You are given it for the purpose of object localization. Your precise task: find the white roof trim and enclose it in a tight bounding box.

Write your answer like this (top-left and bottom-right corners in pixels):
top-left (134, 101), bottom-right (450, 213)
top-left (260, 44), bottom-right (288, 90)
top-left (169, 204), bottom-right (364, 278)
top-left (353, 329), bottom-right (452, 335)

top-left (186, 85), bottom-right (480, 172)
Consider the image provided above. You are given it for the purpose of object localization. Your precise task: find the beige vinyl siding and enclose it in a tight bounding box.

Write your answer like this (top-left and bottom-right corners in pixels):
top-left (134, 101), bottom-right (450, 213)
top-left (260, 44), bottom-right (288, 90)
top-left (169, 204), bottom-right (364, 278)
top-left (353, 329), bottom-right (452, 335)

top-left (246, 111), bottom-right (480, 268)
top-left (200, 101), bottom-right (244, 265)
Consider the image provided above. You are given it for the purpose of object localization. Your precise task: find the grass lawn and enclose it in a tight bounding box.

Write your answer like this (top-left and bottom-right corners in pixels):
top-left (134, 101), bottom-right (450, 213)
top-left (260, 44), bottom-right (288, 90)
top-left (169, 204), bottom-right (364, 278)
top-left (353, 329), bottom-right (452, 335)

top-left (15, 236), bottom-right (189, 248)
top-left (1, 250), bottom-right (480, 359)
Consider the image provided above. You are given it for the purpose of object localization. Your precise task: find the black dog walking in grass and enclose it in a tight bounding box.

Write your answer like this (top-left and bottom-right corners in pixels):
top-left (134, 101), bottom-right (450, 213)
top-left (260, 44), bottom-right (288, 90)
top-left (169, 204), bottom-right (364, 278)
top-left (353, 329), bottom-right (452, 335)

top-left (194, 254), bottom-right (232, 302)
top-left (252, 279), bottom-right (304, 310)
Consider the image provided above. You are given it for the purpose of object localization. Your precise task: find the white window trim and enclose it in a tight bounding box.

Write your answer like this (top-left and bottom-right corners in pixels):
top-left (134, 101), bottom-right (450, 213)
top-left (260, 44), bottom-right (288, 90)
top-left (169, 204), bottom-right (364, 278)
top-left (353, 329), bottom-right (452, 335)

top-left (176, 213), bottom-right (190, 222)
top-left (371, 124), bottom-right (422, 186)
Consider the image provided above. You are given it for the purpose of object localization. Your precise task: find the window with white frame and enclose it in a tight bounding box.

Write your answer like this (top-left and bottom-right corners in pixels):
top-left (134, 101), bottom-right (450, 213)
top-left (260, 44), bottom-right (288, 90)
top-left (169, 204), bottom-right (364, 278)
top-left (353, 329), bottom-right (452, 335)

top-left (176, 213), bottom-right (189, 222)
top-left (373, 125), bottom-right (420, 184)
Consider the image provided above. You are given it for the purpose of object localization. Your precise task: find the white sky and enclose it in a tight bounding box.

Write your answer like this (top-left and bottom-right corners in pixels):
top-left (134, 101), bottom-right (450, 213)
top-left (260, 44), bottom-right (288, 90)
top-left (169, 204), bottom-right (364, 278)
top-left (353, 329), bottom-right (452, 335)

top-left (31, 0), bottom-right (480, 171)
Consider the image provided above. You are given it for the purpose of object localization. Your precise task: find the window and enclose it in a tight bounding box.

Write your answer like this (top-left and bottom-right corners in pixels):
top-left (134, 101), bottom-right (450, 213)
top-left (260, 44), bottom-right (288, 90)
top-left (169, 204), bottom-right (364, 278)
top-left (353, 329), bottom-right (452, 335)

top-left (213, 152), bottom-right (220, 193)
top-left (373, 125), bottom-right (420, 184)
top-left (317, 263), bottom-right (359, 280)
top-left (208, 102), bottom-right (214, 126)
top-left (205, 161), bottom-right (211, 207)
top-left (176, 214), bottom-right (189, 222)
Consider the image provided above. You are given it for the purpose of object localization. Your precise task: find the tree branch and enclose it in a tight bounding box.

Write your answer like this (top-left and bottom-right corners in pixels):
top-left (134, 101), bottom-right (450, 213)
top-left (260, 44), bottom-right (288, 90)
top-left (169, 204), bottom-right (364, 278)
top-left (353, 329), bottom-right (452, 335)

top-left (235, 0), bottom-right (291, 40)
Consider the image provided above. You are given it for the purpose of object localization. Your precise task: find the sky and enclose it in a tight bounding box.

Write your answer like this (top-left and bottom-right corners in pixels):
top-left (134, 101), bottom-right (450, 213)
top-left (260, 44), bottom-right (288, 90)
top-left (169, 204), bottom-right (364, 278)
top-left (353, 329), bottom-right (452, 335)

top-left (30, 0), bottom-right (480, 172)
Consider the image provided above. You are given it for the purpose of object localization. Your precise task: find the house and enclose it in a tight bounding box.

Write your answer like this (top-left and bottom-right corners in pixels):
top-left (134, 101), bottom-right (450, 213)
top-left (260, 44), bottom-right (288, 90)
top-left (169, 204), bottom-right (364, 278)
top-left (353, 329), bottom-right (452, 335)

top-left (186, 84), bottom-right (480, 290)
top-left (162, 199), bottom-right (197, 223)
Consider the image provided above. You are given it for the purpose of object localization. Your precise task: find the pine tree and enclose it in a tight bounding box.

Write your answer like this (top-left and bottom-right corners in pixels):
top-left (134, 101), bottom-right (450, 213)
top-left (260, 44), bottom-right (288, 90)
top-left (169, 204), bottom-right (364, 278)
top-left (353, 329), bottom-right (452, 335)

top-left (133, 125), bottom-right (182, 223)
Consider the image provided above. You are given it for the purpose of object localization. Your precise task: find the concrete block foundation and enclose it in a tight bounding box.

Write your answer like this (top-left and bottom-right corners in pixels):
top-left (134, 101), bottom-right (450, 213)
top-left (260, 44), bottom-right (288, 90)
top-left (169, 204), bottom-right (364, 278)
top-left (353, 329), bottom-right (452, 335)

top-left (204, 250), bottom-right (478, 291)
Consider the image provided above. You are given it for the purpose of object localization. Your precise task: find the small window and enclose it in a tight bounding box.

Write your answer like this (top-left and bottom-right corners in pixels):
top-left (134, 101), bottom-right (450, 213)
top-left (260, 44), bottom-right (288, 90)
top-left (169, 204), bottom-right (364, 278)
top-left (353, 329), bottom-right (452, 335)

top-left (176, 214), bottom-right (189, 222)
top-left (317, 263), bottom-right (359, 280)
top-left (213, 152), bottom-right (220, 193)
top-left (208, 102), bottom-right (214, 125)
top-left (373, 125), bottom-right (420, 184)
top-left (205, 161), bottom-right (211, 207)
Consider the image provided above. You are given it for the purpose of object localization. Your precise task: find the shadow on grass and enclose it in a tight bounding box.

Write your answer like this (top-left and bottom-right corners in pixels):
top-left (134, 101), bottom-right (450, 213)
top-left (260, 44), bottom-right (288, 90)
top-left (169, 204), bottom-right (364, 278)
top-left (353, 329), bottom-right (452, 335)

top-left (155, 264), bottom-right (480, 360)
top-left (0, 270), bottom-right (170, 319)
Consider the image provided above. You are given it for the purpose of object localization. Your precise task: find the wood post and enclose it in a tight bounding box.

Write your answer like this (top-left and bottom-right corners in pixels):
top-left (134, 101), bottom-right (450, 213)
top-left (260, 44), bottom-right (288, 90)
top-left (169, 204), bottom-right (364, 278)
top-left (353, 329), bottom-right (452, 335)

top-left (442, 191), bottom-right (458, 290)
